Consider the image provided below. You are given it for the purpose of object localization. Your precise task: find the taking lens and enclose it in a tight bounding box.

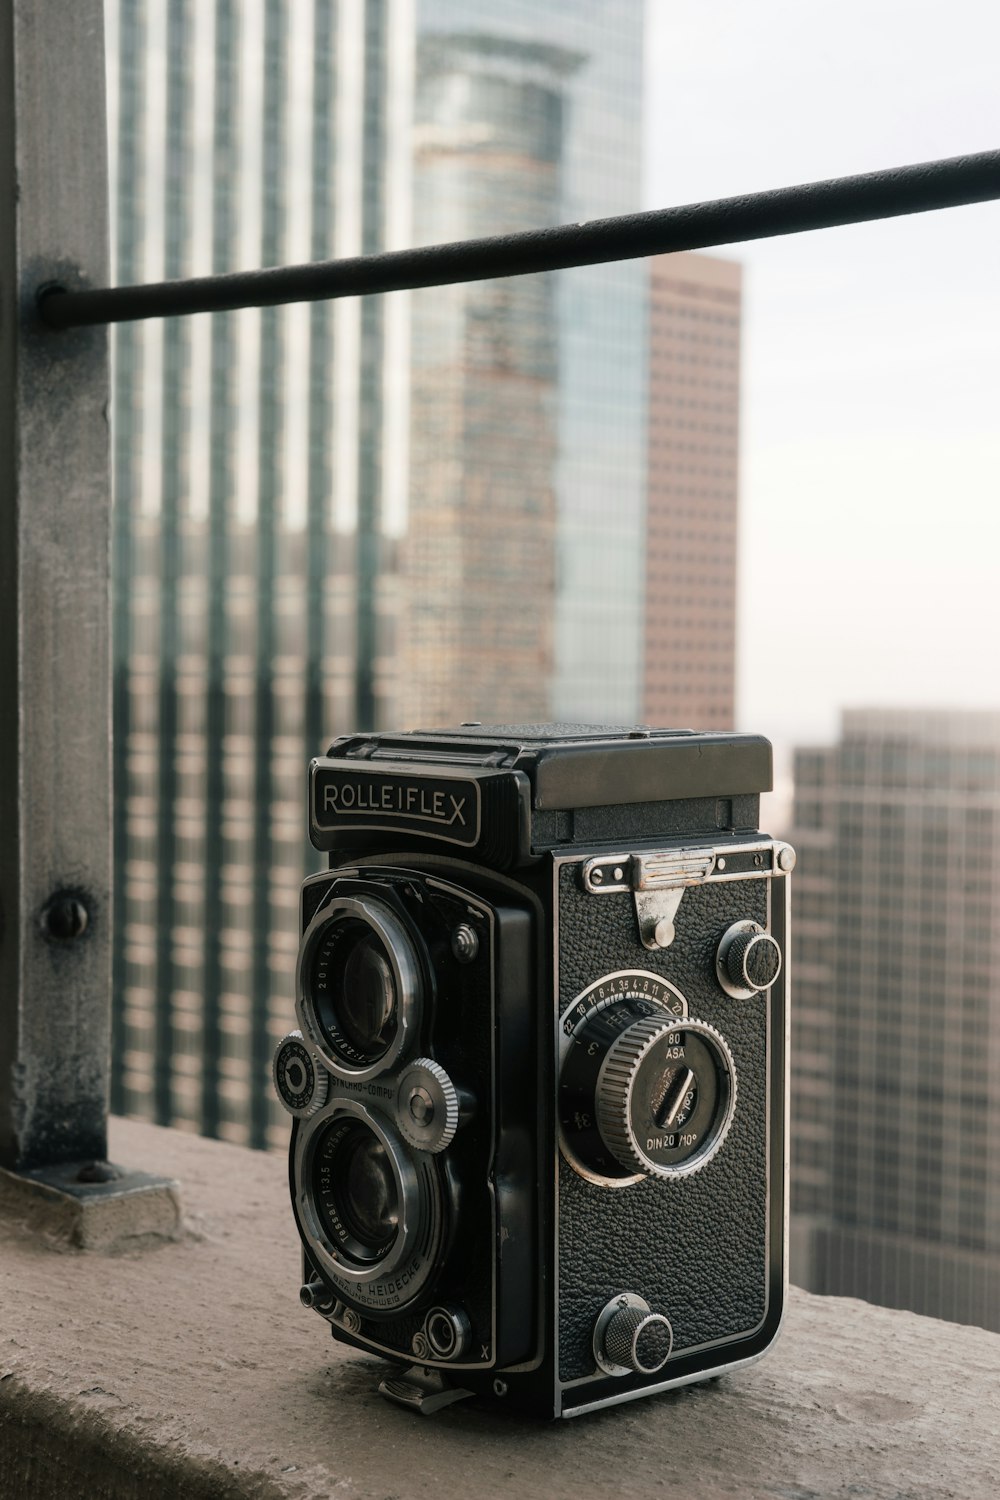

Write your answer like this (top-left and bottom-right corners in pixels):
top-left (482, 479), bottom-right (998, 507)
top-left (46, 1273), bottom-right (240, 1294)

top-left (315, 1117), bottom-right (400, 1266)
top-left (299, 894), bottom-right (421, 1078)
top-left (295, 1099), bottom-right (445, 1312)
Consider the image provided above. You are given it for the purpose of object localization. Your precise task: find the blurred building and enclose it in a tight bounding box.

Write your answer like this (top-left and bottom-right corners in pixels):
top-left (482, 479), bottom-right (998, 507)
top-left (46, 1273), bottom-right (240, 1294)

top-left (106, 0), bottom-right (647, 1147)
top-left (642, 252), bottom-right (741, 729)
top-left (790, 709), bottom-right (1000, 1332)
top-left (395, 34), bottom-right (571, 725)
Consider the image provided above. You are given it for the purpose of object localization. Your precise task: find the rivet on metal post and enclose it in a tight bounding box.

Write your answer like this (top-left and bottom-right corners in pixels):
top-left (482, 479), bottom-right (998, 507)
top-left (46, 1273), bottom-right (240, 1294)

top-left (41, 892), bottom-right (90, 942)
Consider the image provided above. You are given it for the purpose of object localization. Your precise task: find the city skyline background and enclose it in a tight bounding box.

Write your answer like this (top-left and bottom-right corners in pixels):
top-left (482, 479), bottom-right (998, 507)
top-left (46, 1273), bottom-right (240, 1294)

top-left (789, 707), bottom-right (1000, 1334)
top-left (646, 0), bottom-right (1000, 806)
top-left (106, 0), bottom-right (659, 1149)
top-left (107, 0), bottom-right (1000, 765)
top-left (99, 0), bottom-right (997, 1338)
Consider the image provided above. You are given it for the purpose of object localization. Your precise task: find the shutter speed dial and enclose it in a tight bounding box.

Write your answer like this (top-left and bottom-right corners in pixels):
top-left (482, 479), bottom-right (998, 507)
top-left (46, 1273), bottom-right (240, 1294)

top-left (560, 988), bottom-right (737, 1185)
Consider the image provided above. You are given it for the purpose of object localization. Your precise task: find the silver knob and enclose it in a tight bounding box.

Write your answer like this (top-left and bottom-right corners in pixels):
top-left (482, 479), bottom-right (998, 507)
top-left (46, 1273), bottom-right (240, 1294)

top-left (716, 921), bottom-right (782, 999)
top-left (273, 1030), bottom-right (329, 1117)
top-left (395, 1058), bottom-right (461, 1153)
top-left (593, 1293), bottom-right (673, 1377)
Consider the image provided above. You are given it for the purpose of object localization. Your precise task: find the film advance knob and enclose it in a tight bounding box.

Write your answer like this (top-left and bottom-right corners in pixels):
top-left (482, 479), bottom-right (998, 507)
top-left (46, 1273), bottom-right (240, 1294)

top-left (716, 921), bottom-right (782, 999)
top-left (596, 1015), bottom-right (678, 1173)
top-left (396, 1058), bottom-right (460, 1153)
top-left (594, 1293), bottom-right (673, 1377)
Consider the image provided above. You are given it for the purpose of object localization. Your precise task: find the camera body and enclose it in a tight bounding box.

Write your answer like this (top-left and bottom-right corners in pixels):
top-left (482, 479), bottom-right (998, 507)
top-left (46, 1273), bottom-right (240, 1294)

top-left (274, 724), bottom-right (793, 1418)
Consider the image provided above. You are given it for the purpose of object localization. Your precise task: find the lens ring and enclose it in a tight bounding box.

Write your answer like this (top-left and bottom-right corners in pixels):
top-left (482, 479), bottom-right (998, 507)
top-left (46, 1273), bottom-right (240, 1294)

top-left (297, 893), bottom-right (422, 1080)
top-left (297, 1100), bottom-right (423, 1286)
top-left (318, 1119), bottom-right (400, 1264)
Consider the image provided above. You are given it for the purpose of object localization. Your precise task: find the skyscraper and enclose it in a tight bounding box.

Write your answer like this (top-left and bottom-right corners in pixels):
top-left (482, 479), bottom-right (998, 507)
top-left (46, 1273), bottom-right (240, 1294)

top-left (394, 33), bottom-right (571, 725)
top-left (790, 708), bottom-right (1000, 1333)
top-left (106, 0), bottom-right (647, 1147)
top-left (643, 252), bottom-right (742, 730)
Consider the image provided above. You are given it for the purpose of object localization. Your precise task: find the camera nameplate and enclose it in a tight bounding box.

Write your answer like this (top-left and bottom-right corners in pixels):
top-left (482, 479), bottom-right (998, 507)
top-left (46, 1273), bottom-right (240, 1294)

top-left (312, 761), bottom-right (484, 847)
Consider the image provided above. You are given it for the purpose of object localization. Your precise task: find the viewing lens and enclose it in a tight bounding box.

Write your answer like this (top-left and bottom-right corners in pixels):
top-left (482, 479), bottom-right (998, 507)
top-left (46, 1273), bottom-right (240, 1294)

top-left (338, 931), bottom-right (396, 1056)
top-left (302, 894), bottom-right (416, 1074)
top-left (315, 1118), bottom-right (400, 1266)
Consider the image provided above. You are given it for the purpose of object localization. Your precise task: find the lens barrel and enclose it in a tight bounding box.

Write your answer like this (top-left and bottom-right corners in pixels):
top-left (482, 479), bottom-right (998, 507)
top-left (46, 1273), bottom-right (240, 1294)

top-left (295, 1098), bottom-right (444, 1311)
top-left (298, 894), bottom-right (421, 1080)
top-left (314, 1116), bottom-right (401, 1266)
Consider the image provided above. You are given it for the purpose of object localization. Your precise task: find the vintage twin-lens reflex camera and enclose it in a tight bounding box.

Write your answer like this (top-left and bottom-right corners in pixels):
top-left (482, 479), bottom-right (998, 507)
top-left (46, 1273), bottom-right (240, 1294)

top-left (273, 724), bottom-right (794, 1418)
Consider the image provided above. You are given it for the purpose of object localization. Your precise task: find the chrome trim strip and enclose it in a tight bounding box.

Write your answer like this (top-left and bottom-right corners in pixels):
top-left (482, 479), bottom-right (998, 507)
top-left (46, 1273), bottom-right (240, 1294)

top-left (582, 839), bottom-right (795, 893)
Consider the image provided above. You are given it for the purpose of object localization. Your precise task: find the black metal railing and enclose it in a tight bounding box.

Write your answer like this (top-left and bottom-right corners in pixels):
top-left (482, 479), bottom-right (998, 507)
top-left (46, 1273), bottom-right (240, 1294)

top-left (38, 148), bottom-right (1000, 330)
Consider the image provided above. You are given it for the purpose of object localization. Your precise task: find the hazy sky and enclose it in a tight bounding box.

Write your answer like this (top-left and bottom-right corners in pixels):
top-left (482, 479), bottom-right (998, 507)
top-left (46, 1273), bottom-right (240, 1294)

top-left (644, 1), bottom-right (1000, 766)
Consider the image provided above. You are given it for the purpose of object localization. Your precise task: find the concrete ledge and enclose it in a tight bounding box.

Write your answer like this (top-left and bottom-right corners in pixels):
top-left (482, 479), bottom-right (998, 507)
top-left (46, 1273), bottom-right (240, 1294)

top-left (2, 1119), bottom-right (999, 1500)
top-left (0, 1161), bottom-right (181, 1252)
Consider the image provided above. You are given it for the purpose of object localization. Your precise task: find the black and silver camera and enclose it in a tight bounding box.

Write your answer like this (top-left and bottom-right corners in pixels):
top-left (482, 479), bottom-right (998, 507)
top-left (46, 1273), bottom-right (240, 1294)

top-left (273, 724), bottom-right (793, 1418)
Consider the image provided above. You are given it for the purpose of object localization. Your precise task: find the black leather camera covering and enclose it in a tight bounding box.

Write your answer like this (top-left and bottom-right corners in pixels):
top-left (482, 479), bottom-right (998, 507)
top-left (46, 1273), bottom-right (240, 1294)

top-left (556, 862), bottom-right (774, 1385)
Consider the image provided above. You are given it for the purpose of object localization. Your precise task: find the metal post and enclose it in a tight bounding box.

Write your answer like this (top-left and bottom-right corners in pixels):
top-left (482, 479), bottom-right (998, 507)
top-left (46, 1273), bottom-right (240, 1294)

top-left (0, 0), bottom-right (177, 1240)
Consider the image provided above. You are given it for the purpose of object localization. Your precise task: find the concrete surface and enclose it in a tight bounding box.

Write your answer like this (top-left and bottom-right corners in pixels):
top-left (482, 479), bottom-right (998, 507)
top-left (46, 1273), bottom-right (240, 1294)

top-left (0, 1160), bottom-right (181, 1251)
top-left (1, 1117), bottom-right (998, 1500)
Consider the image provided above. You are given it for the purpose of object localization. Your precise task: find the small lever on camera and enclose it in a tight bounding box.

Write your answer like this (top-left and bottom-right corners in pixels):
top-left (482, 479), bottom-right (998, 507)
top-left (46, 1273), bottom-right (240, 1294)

top-left (582, 848), bottom-right (716, 949)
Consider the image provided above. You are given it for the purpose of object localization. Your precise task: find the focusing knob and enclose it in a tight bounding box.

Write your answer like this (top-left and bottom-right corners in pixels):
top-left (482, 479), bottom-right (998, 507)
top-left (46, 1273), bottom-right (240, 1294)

top-left (396, 1058), bottom-right (460, 1153)
top-left (596, 1016), bottom-right (678, 1172)
top-left (716, 921), bottom-right (782, 999)
top-left (595, 1014), bottom-right (736, 1180)
top-left (273, 1030), bottom-right (329, 1117)
top-left (594, 1293), bottom-right (673, 1377)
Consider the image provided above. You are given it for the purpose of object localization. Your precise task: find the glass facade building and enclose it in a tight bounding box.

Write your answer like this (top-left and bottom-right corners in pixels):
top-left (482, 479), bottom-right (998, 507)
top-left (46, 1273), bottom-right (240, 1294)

top-left (790, 709), bottom-right (1000, 1333)
top-left (415, 2), bottom-right (648, 722)
top-left (643, 252), bottom-right (741, 731)
top-left (105, 0), bottom-right (647, 1146)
